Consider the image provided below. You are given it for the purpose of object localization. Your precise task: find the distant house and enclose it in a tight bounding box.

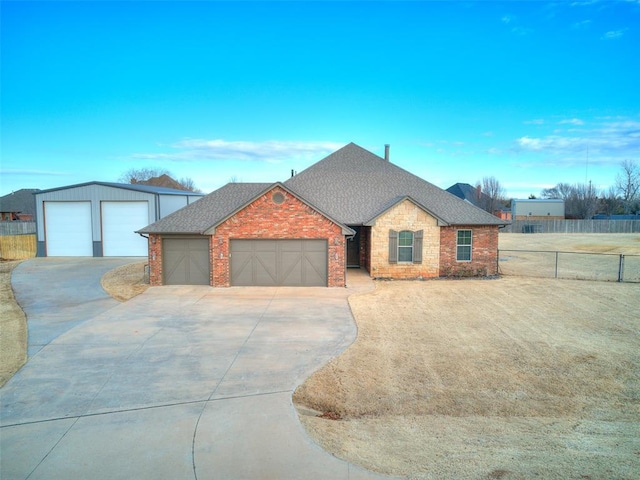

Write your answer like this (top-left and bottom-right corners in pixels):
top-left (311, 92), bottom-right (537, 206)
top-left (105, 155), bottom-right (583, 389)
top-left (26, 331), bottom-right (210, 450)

top-left (35, 182), bottom-right (203, 257)
top-left (511, 198), bottom-right (565, 221)
top-left (0, 189), bottom-right (39, 221)
top-left (446, 183), bottom-right (511, 220)
top-left (139, 143), bottom-right (509, 286)
top-left (133, 174), bottom-right (195, 191)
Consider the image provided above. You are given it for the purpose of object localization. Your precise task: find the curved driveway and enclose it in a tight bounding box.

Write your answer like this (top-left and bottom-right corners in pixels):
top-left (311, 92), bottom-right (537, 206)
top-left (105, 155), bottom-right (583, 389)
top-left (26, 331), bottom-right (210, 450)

top-left (1, 258), bottom-right (390, 480)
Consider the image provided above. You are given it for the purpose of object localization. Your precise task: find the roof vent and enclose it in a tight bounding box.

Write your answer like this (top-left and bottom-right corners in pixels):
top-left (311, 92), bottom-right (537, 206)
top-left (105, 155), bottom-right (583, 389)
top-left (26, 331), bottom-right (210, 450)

top-left (384, 144), bottom-right (390, 161)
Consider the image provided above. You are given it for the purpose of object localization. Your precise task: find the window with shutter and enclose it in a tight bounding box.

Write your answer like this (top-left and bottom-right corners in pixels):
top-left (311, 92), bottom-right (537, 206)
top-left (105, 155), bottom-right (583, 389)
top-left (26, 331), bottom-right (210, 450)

top-left (389, 230), bottom-right (398, 263)
top-left (413, 230), bottom-right (423, 264)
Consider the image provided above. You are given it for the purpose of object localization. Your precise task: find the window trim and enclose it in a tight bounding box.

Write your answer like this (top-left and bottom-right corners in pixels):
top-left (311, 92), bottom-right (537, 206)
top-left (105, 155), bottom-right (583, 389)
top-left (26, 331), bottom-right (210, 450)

top-left (388, 229), bottom-right (423, 264)
top-left (456, 229), bottom-right (472, 262)
top-left (397, 230), bottom-right (414, 263)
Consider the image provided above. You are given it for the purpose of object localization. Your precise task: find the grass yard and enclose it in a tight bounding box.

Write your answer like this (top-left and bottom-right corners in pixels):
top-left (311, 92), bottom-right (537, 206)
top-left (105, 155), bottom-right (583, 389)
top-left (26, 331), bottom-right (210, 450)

top-left (498, 233), bottom-right (640, 282)
top-left (294, 234), bottom-right (640, 479)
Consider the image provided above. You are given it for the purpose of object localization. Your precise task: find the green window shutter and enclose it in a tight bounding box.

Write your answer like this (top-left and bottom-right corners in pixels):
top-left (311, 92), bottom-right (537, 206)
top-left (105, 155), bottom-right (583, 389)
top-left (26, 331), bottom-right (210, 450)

top-left (389, 229), bottom-right (398, 263)
top-left (413, 230), bottom-right (423, 264)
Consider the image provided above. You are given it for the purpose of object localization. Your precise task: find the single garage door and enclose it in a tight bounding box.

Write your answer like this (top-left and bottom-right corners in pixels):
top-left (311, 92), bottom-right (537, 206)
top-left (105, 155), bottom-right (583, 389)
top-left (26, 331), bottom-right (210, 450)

top-left (163, 238), bottom-right (210, 285)
top-left (45, 202), bottom-right (93, 256)
top-left (231, 239), bottom-right (327, 286)
top-left (102, 201), bottom-right (149, 256)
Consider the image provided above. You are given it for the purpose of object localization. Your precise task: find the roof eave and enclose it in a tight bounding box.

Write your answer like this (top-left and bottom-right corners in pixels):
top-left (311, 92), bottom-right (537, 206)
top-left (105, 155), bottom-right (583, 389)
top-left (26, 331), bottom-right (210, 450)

top-left (203, 182), bottom-right (356, 236)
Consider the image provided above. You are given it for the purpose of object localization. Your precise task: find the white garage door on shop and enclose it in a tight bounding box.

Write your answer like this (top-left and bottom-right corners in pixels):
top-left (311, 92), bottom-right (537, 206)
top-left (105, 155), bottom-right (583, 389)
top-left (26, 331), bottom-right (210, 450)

top-left (101, 201), bottom-right (149, 256)
top-left (45, 202), bottom-right (93, 256)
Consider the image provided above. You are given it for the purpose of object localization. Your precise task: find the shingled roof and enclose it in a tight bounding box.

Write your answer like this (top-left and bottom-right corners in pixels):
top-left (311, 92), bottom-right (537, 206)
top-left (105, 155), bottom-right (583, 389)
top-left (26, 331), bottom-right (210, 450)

top-left (138, 143), bottom-right (507, 234)
top-left (138, 183), bottom-right (271, 234)
top-left (0, 189), bottom-right (39, 217)
top-left (285, 143), bottom-right (507, 226)
top-left (138, 182), bottom-right (355, 235)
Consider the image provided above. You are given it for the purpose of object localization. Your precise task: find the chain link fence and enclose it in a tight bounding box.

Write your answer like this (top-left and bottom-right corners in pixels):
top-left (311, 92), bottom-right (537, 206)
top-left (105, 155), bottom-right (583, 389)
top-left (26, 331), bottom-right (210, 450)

top-left (498, 250), bottom-right (640, 283)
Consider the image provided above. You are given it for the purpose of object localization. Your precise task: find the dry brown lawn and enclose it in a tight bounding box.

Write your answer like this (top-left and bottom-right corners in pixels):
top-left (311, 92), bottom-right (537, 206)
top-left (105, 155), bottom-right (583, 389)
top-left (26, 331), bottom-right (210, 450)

top-left (294, 234), bottom-right (640, 479)
top-left (100, 261), bottom-right (149, 302)
top-left (0, 261), bottom-right (27, 387)
top-left (499, 233), bottom-right (640, 282)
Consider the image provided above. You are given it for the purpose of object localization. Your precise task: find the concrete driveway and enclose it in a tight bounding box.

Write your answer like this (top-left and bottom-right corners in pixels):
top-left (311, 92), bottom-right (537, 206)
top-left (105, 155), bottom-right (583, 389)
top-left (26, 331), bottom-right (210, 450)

top-left (1, 258), bottom-right (391, 480)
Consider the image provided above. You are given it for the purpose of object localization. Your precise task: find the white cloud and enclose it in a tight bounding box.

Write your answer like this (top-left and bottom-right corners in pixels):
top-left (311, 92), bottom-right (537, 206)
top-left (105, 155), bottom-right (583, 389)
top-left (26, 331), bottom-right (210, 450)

top-left (501, 15), bottom-right (514, 24)
top-left (572, 19), bottom-right (592, 29)
top-left (559, 118), bottom-right (585, 125)
top-left (524, 119), bottom-right (545, 125)
top-left (131, 139), bottom-right (345, 163)
top-left (601, 28), bottom-right (628, 40)
top-left (515, 118), bottom-right (640, 164)
top-left (0, 169), bottom-right (69, 176)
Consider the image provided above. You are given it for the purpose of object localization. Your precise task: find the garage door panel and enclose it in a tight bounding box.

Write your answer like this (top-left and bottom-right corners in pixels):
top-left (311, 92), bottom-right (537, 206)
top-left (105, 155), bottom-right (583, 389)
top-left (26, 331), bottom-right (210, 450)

top-left (163, 238), bottom-right (210, 285)
top-left (230, 239), bottom-right (327, 287)
top-left (102, 202), bottom-right (149, 257)
top-left (45, 202), bottom-right (93, 256)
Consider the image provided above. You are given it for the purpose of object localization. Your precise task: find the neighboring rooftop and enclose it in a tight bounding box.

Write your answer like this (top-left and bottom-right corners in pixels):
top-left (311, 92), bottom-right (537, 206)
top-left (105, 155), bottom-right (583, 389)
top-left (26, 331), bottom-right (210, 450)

top-left (0, 189), bottom-right (39, 217)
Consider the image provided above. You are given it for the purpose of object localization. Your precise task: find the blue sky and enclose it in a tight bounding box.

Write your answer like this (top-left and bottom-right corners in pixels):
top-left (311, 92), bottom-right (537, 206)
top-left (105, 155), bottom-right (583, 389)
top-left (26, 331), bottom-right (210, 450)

top-left (2, 0), bottom-right (639, 198)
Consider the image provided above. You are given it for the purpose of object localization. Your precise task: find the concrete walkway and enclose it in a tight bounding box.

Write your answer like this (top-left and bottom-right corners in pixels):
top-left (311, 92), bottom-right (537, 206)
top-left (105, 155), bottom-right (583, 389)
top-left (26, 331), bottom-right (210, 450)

top-left (1, 259), bottom-right (391, 480)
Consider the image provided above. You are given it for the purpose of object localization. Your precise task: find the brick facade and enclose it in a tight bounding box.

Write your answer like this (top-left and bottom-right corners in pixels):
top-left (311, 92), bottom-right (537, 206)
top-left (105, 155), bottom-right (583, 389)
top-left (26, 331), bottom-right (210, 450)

top-left (439, 225), bottom-right (499, 276)
top-left (369, 199), bottom-right (440, 279)
top-left (148, 186), bottom-right (346, 287)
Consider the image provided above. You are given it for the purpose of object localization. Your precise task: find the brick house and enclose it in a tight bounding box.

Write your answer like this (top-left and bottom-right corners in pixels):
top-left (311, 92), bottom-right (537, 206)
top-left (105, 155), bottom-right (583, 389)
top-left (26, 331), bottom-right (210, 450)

top-left (138, 143), bottom-right (508, 286)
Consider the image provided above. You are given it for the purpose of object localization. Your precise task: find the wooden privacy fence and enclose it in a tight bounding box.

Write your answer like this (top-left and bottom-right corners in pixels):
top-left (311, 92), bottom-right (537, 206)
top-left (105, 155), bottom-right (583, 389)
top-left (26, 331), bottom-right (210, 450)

top-left (0, 221), bottom-right (36, 236)
top-left (504, 219), bottom-right (640, 234)
top-left (0, 234), bottom-right (37, 260)
top-left (498, 249), bottom-right (640, 283)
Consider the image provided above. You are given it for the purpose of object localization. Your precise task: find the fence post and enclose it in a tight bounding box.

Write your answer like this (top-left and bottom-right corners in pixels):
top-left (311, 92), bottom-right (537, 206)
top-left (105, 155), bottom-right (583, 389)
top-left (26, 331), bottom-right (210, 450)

top-left (618, 254), bottom-right (624, 282)
top-left (555, 251), bottom-right (559, 279)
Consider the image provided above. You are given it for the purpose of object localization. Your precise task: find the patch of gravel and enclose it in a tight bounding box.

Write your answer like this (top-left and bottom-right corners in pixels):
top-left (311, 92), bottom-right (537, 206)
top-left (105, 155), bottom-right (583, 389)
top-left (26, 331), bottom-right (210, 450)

top-left (0, 261), bottom-right (27, 387)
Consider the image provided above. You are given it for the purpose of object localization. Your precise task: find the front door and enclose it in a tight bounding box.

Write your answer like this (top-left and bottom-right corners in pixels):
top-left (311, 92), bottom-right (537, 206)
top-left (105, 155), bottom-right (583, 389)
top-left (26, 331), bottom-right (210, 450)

top-left (346, 226), bottom-right (360, 267)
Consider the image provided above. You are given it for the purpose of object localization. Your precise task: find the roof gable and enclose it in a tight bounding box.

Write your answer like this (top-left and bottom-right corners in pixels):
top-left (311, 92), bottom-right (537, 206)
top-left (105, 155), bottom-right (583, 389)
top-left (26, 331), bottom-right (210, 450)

top-left (363, 195), bottom-right (447, 226)
top-left (285, 143), bottom-right (507, 226)
top-left (138, 182), bottom-right (355, 235)
top-left (138, 183), bottom-right (270, 234)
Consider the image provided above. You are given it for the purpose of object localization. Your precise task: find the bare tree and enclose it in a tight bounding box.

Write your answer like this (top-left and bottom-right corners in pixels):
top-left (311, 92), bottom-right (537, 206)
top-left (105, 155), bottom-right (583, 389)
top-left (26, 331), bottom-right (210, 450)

top-left (541, 183), bottom-right (574, 200)
top-left (118, 167), bottom-right (170, 184)
top-left (615, 160), bottom-right (640, 214)
top-left (571, 182), bottom-right (598, 219)
top-left (475, 176), bottom-right (506, 214)
top-left (598, 187), bottom-right (623, 216)
top-left (118, 168), bottom-right (200, 192)
top-left (541, 182), bottom-right (598, 218)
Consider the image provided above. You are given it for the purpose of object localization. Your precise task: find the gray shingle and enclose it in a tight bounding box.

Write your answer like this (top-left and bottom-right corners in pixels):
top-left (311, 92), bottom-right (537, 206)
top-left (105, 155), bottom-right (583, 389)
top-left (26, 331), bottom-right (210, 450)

top-left (0, 189), bottom-right (39, 216)
top-left (137, 183), bottom-right (271, 234)
top-left (285, 143), bottom-right (507, 226)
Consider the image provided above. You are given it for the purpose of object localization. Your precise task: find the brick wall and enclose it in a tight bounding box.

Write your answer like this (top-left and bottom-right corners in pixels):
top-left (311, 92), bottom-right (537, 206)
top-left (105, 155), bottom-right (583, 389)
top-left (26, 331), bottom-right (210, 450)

top-left (370, 199), bottom-right (440, 279)
top-left (211, 186), bottom-right (346, 287)
top-left (439, 225), bottom-right (499, 276)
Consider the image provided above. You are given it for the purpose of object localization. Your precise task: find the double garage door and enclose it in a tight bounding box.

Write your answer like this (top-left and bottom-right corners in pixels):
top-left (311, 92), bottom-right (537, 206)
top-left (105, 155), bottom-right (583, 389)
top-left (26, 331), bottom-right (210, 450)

top-left (44, 201), bottom-right (148, 256)
top-left (161, 238), bottom-right (328, 286)
top-left (231, 239), bottom-right (327, 287)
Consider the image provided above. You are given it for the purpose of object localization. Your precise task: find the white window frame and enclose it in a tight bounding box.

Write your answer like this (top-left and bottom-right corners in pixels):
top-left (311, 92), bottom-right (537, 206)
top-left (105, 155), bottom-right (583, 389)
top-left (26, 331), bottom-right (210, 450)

top-left (456, 229), bottom-right (472, 262)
